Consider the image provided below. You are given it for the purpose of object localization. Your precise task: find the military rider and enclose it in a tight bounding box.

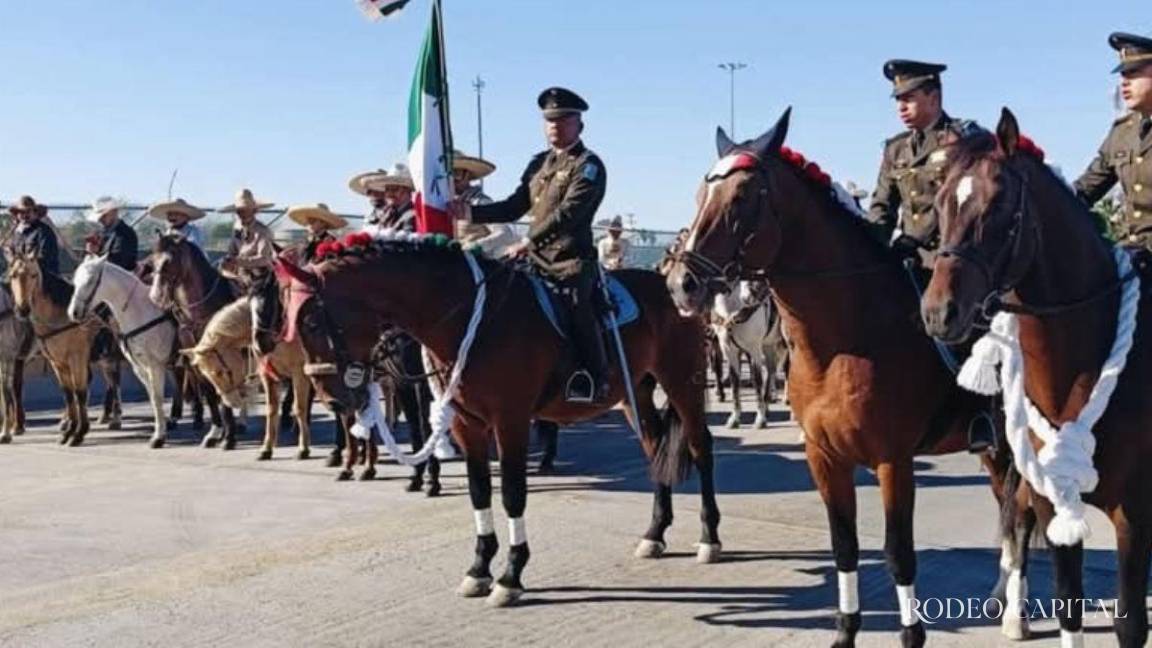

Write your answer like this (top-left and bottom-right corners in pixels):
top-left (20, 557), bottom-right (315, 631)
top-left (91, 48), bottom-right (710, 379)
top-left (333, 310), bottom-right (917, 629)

top-left (866, 59), bottom-right (995, 453)
top-left (453, 87), bottom-right (610, 403)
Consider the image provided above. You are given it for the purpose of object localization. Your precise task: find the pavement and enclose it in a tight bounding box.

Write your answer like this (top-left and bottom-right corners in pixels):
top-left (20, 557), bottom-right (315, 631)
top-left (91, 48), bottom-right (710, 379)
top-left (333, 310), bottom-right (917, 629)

top-left (0, 391), bottom-right (1142, 647)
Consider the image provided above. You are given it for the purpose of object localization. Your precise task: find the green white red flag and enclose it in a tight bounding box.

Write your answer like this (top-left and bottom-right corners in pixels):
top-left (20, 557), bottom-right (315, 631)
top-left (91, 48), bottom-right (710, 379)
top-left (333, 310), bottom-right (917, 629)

top-left (406, 0), bottom-right (455, 235)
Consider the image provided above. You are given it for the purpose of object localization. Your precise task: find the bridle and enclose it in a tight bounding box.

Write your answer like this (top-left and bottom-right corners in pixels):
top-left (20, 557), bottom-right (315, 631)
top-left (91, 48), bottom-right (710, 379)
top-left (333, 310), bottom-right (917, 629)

top-left (71, 261), bottom-right (107, 320)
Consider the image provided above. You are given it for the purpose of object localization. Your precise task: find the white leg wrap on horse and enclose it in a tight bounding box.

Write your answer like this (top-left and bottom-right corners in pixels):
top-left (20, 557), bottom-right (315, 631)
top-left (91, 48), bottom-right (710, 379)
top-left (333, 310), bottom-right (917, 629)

top-left (473, 509), bottom-right (494, 536)
top-left (838, 570), bottom-right (859, 614)
top-left (896, 584), bottom-right (917, 627)
top-left (509, 517), bottom-right (527, 546)
top-left (1002, 568), bottom-right (1029, 639)
top-left (1060, 629), bottom-right (1083, 648)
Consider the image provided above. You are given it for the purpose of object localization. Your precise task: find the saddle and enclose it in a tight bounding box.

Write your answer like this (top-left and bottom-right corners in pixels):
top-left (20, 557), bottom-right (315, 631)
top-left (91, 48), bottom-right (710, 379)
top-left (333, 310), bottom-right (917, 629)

top-left (527, 271), bottom-right (640, 339)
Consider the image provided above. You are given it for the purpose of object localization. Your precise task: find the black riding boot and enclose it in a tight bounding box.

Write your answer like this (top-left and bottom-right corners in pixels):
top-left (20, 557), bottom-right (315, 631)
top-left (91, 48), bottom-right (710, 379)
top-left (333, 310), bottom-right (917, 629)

top-left (564, 269), bottom-right (610, 404)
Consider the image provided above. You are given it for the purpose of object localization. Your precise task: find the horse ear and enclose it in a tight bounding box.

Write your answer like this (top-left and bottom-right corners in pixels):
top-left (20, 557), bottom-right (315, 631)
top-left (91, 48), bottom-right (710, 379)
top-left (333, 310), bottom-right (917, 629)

top-left (749, 106), bottom-right (792, 159)
top-left (716, 126), bottom-right (737, 158)
top-left (997, 107), bottom-right (1021, 156)
top-left (275, 257), bottom-right (317, 288)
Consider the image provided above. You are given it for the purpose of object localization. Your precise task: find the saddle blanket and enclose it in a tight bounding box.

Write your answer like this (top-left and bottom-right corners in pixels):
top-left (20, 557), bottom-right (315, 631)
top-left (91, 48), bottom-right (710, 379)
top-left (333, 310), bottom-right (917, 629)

top-left (528, 273), bottom-right (640, 339)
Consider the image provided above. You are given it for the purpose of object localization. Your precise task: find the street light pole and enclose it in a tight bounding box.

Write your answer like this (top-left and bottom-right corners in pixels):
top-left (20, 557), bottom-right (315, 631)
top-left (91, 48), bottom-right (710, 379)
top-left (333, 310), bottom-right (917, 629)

top-left (472, 75), bottom-right (486, 188)
top-left (717, 62), bottom-right (747, 138)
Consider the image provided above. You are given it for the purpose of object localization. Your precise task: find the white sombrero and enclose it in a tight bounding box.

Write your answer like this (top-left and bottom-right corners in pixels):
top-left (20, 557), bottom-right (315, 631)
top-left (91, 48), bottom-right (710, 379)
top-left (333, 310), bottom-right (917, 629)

top-left (86, 196), bottom-right (125, 222)
top-left (348, 163), bottom-right (414, 195)
top-left (453, 151), bottom-right (496, 180)
top-left (146, 198), bottom-right (206, 222)
top-left (218, 188), bottom-right (275, 213)
top-left (286, 203), bottom-right (348, 230)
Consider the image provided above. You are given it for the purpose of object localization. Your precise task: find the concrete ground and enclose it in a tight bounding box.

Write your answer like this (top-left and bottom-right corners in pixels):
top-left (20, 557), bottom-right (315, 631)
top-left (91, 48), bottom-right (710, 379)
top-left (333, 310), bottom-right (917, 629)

top-left (0, 393), bottom-right (1141, 647)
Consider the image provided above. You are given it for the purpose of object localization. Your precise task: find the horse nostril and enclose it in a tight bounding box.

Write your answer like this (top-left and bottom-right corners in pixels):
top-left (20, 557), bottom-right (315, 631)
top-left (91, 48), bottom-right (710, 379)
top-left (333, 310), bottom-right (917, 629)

top-left (682, 274), bottom-right (699, 294)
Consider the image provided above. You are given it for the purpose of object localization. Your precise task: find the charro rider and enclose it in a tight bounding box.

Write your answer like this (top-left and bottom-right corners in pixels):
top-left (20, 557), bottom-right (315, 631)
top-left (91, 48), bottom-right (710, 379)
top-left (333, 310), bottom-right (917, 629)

top-left (6, 196), bottom-right (61, 275)
top-left (350, 163), bottom-right (417, 235)
top-left (453, 86), bottom-right (610, 403)
top-left (84, 197), bottom-right (138, 272)
top-left (288, 203), bottom-right (347, 263)
top-left (219, 188), bottom-right (277, 289)
top-left (1074, 32), bottom-right (1152, 251)
top-left (866, 59), bottom-right (995, 453)
top-left (148, 198), bottom-right (206, 250)
top-left (453, 150), bottom-right (519, 256)
top-left (597, 215), bottom-right (630, 270)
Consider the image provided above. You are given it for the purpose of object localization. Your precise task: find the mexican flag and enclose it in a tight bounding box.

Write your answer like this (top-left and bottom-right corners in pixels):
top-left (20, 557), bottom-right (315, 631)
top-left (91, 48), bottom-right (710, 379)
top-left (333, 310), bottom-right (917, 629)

top-left (407, 0), bottom-right (455, 236)
top-left (355, 0), bottom-right (412, 22)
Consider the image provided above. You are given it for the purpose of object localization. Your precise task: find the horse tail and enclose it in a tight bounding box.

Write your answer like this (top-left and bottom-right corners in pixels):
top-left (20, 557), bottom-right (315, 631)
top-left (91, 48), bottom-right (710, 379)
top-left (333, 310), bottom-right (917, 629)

top-left (649, 404), bottom-right (693, 487)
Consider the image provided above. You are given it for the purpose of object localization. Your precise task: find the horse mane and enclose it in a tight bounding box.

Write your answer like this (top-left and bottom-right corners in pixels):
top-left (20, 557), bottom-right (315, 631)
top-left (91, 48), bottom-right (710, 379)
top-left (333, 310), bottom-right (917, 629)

top-left (41, 269), bottom-right (74, 308)
top-left (937, 131), bottom-right (1005, 239)
top-left (200, 297), bottom-right (252, 348)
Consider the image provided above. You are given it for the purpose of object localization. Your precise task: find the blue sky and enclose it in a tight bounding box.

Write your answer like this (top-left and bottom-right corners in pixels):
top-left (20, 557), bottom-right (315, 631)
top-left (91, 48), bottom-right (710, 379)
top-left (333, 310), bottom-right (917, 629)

top-left (0, 1), bottom-right (1146, 231)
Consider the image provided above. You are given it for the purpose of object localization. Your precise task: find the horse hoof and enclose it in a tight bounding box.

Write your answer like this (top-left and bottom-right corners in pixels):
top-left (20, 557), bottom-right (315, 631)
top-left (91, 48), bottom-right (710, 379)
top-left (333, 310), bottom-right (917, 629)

top-left (68, 436), bottom-right (85, 447)
top-left (899, 622), bottom-right (926, 648)
top-left (0, 435), bottom-right (11, 445)
top-left (201, 438), bottom-right (219, 449)
top-left (1001, 615), bottom-right (1030, 641)
top-left (537, 460), bottom-right (555, 475)
top-left (107, 421), bottom-right (122, 431)
top-left (405, 478), bottom-right (423, 493)
top-left (634, 539), bottom-right (666, 559)
top-left (223, 438), bottom-right (237, 451)
top-left (425, 482), bottom-right (442, 498)
top-left (149, 437), bottom-right (165, 449)
top-left (58, 434), bottom-right (71, 445)
top-left (485, 584), bottom-right (523, 608)
top-left (58, 420), bottom-right (69, 433)
top-left (358, 468), bottom-right (376, 481)
top-left (13, 428), bottom-right (24, 436)
top-left (97, 415), bottom-right (110, 424)
top-left (336, 470), bottom-right (353, 482)
top-left (456, 576), bottom-right (492, 598)
top-left (326, 452), bottom-right (342, 468)
top-left (296, 448), bottom-right (310, 461)
top-left (257, 449), bottom-right (273, 461)
top-left (696, 542), bottom-right (722, 564)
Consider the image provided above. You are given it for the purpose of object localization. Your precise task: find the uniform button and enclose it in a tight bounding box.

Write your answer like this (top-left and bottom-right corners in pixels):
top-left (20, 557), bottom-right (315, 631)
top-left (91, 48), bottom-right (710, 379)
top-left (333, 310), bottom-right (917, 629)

top-left (1136, 211), bottom-right (1144, 219)
top-left (1136, 184), bottom-right (1144, 192)
top-left (1130, 234), bottom-right (1139, 243)
top-left (912, 213), bottom-right (921, 221)
top-left (1138, 157), bottom-right (1145, 164)
top-left (910, 190), bottom-right (918, 197)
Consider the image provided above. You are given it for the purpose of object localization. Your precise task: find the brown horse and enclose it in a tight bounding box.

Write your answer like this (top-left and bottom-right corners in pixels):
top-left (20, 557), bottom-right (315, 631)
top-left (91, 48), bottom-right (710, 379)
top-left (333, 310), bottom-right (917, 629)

top-left (149, 233), bottom-right (244, 449)
top-left (921, 109), bottom-right (1151, 648)
top-left (7, 255), bottom-right (104, 445)
top-left (276, 235), bottom-right (717, 608)
top-left (665, 109), bottom-right (1014, 647)
top-left (0, 282), bottom-right (32, 444)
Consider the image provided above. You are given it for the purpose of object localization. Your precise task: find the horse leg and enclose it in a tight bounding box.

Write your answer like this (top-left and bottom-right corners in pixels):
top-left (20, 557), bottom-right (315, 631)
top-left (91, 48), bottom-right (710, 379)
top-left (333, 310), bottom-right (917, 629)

top-left (723, 340), bottom-right (741, 429)
top-left (13, 358), bottom-right (25, 435)
top-left (486, 420), bottom-right (530, 608)
top-left (199, 384), bottom-right (224, 448)
top-left (168, 364), bottom-right (184, 429)
top-left (988, 462), bottom-right (1035, 640)
top-left (808, 445), bottom-right (861, 647)
top-left (0, 363), bottom-right (11, 444)
top-left (336, 413), bottom-right (357, 481)
top-left (666, 374), bottom-right (721, 563)
top-left (749, 355), bottom-right (767, 429)
top-left (328, 410), bottom-right (347, 468)
top-left (534, 420), bottom-right (559, 474)
top-left (220, 405), bottom-right (239, 451)
top-left (628, 376), bottom-right (673, 559)
top-left (292, 378), bottom-right (311, 460)
top-left (146, 364), bottom-right (168, 448)
top-left (417, 380), bottom-right (442, 496)
top-left (876, 461), bottom-right (925, 647)
top-left (457, 420), bottom-right (497, 599)
top-left (258, 377), bottom-right (279, 461)
top-left (189, 369), bottom-right (206, 431)
top-left (58, 387), bottom-right (75, 444)
top-left (709, 339), bottom-right (725, 403)
top-left (103, 361), bottom-right (122, 430)
top-left (398, 385), bottom-right (427, 493)
top-left (1112, 483), bottom-right (1151, 647)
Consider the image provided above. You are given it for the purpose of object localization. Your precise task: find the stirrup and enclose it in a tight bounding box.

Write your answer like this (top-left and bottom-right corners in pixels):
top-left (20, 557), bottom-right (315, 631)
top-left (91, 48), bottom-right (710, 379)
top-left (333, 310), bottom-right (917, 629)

top-left (565, 370), bottom-right (595, 404)
top-left (967, 411), bottom-right (997, 455)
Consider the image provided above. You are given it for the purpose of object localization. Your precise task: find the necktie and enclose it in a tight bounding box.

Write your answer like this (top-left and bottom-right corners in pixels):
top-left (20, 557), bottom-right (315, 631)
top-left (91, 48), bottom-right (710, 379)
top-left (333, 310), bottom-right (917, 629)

top-left (911, 130), bottom-right (926, 155)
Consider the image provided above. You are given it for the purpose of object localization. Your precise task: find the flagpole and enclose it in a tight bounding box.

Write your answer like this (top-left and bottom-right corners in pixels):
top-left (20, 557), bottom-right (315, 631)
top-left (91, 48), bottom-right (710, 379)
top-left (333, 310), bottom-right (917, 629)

top-left (435, 0), bottom-right (453, 198)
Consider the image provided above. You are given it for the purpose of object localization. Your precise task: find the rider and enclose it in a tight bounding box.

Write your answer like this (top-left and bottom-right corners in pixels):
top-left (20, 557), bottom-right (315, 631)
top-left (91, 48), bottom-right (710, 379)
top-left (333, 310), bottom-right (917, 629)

top-left (350, 164), bottom-right (417, 236)
top-left (453, 150), bottom-right (519, 256)
top-left (287, 203), bottom-right (348, 263)
top-left (148, 198), bottom-right (206, 250)
top-left (219, 189), bottom-right (277, 289)
top-left (84, 197), bottom-right (138, 272)
top-left (1074, 32), bottom-right (1152, 250)
top-left (457, 86), bottom-right (610, 403)
top-left (7, 195), bottom-right (61, 276)
top-left (866, 60), bottom-right (995, 453)
top-left (597, 215), bottom-right (630, 271)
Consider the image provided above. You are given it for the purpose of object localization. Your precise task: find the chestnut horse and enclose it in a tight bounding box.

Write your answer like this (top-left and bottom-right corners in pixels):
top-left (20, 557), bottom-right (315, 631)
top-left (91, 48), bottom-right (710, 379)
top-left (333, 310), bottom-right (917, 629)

top-left (665, 109), bottom-right (1016, 647)
top-left (149, 234), bottom-right (243, 449)
top-left (921, 109), bottom-right (1151, 648)
top-left (277, 235), bottom-right (716, 608)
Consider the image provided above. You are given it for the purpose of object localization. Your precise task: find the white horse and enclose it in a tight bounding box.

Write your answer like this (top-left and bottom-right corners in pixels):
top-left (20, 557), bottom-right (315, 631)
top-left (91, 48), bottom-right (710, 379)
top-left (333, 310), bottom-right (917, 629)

top-left (711, 279), bottom-right (786, 429)
top-left (68, 255), bottom-right (177, 448)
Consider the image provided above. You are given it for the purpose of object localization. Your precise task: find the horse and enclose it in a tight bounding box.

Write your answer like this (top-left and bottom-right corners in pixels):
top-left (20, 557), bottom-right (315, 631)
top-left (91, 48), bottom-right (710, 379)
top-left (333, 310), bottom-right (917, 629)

top-left (181, 295), bottom-right (312, 461)
top-left (276, 233), bottom-right (717, 608)
top-left (711, 278), bottom-right (786, 428)
top-left (6, 255), bottom-right (105, 445)
top-left (664, 109), bottom-right (1020, 646)
top-left (0, 283), bottom-right (32, 444)
top-left (920, 109), bottom-right (1152, 648)
top-left (149, 233), bottom-right (244, 449)
top-left (67, 254), bottom-right (179, 448)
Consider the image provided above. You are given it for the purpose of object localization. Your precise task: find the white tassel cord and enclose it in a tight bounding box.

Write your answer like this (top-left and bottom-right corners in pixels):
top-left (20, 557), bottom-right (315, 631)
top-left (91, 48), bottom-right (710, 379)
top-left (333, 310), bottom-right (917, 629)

top-left (957, 247), bottom-right (1140, 545)
top-left (351, 248), bottom-right (487, 466)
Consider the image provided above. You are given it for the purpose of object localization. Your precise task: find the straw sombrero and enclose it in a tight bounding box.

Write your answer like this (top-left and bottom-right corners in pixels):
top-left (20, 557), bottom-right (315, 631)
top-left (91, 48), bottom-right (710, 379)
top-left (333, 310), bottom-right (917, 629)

top-left (348, 163), bottom-right (414, 195)
top-left (287, 203), bottom-right (347, 230)
top-left (453, 151), bottom-right (496, 181)
top-left (146, 198), bottom-right (206, 222)
top-left (218, 188), bottom-right (275, 213)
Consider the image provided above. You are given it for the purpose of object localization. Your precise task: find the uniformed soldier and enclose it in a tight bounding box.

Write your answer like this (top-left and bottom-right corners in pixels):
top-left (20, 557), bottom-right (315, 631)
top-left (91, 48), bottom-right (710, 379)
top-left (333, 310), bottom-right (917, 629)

top-left (457, 86), bottom-right (610, 403)
top-left (84, 197), bottom-right (138, 272)
top-left (867, 60), bottom-right (979, 261)
top-left (869, 60), bottom-right (994, 453)
top-left (6, 195), bottom-right (61, 276)
top-left (1074, 32), bottom-right (1152, 248)
top-left (349, 164), bottom-right (417, 236)
top-left (219, 188), bottom-right (277, 288)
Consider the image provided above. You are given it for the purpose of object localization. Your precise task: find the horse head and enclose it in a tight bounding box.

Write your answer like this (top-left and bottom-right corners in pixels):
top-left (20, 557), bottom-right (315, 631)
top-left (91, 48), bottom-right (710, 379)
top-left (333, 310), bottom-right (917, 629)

top-left (68, 253), bottom-right (109, 322)
top-left (149, 232), bottom-right (194, 307)
top-left (6, 254), bottom-right (41, 319)
top-left (921, 108), bottom-right (1041, 343)
top-left (666, 107), bottom-right (791, 315)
